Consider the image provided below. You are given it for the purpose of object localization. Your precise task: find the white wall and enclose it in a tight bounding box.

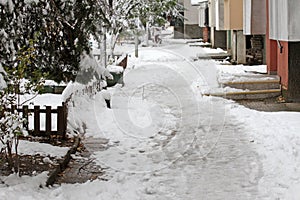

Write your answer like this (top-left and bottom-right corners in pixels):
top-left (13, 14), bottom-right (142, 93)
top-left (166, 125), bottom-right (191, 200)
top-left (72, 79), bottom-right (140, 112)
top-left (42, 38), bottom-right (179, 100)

top-left (216, 0), bottom-right (225, 30)
top-left (243, 0), bottom-right (252, 35)
top-left (209, 0), bottom-right (216, 27)
top-left (198, 4), bottom-right (206, 27)
top-left (244, 0), bottom-right (266, 35)
top-left (269, 0), bottom-right (300, 41)
top-left (185, 0), bottom-right (199, 25)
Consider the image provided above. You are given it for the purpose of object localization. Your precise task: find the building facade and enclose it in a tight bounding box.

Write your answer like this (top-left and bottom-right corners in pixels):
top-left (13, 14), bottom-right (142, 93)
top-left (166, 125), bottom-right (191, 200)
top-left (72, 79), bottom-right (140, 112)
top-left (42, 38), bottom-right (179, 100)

top-left (183, 0), bottom-right (202, 39)
top-left (243, 0), bottom-right (266, 65)
top-left (191, 0), bottom-right (227, 47)
top-left (267, 0), bottom-right (300, 101)
top-left (223, 0), bottom-right (245, 64)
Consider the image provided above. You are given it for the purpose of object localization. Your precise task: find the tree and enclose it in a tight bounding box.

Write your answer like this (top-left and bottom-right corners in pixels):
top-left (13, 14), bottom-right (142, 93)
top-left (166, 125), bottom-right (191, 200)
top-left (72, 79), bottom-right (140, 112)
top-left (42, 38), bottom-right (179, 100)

top-left (0, 0), bottom-right (103, 83)
top-left (96, 0), bottom-right (181, 56)
top-left (0, 38), bottom-right (43, 174)
top-left (135, 0), bottom-right (180, 26)
top-left (96, 0), bottom-right (139, 57)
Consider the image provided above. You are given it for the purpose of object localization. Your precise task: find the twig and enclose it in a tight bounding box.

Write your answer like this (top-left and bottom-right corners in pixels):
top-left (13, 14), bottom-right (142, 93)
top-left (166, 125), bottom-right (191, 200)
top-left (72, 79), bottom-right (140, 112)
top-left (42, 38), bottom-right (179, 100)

top-left (20, 92), bottom-right (39, 106)
top-left (78, 158), bottom-right (96, 174)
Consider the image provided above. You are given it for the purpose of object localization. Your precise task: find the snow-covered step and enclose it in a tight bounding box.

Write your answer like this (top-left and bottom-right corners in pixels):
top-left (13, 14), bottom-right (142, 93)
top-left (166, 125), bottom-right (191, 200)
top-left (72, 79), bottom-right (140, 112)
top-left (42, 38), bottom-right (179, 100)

top-left (189, 43), bottom-right (211, 47)
top-left (204, 88), bottom-right (281, 100)
top-left (197, 53), bottom-right (231, 60)
top-left (185, 39), bottom-right (203, 44)
top-left (222, 79), bottom-right (280, 91)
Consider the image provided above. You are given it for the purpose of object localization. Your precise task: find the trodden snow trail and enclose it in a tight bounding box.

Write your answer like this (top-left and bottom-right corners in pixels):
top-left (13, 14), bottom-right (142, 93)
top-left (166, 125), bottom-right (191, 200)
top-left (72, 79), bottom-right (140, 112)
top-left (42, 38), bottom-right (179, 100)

top-left (90, 47), bottom-right (263, 199)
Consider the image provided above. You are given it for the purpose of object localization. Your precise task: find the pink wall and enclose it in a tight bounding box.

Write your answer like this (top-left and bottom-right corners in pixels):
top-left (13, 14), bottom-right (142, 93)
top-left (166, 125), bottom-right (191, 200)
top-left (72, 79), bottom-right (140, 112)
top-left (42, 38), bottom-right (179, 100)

top-left (277, 41), bottom-right (289, 89)
top-left (266, 0), bottom-right (289, 89)
top-left (266, 0), bottom-right (277, 73)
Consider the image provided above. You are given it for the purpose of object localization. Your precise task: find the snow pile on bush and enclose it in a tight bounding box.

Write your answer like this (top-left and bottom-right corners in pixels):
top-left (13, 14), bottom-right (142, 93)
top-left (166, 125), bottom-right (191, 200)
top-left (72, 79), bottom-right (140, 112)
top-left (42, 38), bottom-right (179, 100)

top-left (0, 64), bottom-right (7, 89)
top-left (62, 53), bottom-right (113, 137)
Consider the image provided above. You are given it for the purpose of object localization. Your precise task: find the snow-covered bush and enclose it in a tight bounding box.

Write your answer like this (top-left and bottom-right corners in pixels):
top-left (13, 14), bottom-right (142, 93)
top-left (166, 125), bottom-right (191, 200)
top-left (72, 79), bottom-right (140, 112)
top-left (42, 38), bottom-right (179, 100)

top-left (0, 107), bottom-right (28, 173)
top-left (0, 39), bottom-right (45, 174)
top-left (62, 53), bottom-right (112, 136)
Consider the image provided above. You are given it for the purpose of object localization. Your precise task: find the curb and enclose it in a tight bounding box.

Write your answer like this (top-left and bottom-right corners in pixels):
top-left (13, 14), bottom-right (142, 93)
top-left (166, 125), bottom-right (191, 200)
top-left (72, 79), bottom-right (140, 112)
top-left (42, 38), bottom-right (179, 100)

top-left (45, 136), bottom-right (81, 186)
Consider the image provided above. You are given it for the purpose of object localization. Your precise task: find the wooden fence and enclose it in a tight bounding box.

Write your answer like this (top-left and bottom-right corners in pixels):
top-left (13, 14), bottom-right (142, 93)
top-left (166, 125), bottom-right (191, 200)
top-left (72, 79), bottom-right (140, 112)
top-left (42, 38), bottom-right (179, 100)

top-left (9, 102), bottom-right (68, 138)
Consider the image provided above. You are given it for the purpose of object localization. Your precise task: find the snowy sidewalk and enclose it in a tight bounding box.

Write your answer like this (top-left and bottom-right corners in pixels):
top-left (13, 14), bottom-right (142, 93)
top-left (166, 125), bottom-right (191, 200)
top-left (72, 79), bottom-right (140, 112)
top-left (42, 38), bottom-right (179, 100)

top-left (62, 47), bottom-right (263, 199)
top-left (2, 42), bottom-right (300, 200)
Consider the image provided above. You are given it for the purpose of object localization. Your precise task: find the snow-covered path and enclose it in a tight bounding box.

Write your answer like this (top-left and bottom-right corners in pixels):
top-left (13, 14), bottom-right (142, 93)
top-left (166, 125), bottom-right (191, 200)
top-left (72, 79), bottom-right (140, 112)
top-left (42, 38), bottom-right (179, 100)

top-left (88, 47), bottom-right (262, 199)
top-left (2, 43), bottom-right (300, 200)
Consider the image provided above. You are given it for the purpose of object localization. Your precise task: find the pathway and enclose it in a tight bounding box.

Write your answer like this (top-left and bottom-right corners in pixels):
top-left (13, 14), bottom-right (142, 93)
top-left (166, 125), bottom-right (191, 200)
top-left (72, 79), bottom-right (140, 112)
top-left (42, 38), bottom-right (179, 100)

top-left (66, 46), bottom-right (263, 199)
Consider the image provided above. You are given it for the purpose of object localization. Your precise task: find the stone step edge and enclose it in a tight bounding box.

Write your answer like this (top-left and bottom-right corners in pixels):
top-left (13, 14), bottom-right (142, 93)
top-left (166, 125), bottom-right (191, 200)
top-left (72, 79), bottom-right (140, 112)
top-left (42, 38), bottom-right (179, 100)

top-left (203, 88), bottom-right (282, 97)
top-left (197, 53), bottom-right (231, 58)
top-left (222, 79), bottom-right (280, 85)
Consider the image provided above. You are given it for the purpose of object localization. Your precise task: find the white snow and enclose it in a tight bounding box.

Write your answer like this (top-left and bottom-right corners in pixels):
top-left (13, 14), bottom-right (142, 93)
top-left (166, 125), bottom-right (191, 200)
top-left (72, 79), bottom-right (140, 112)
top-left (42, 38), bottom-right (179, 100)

top-left (107, 65), bottom-right (124, 74)
top-left (20, 94), bottom-right (63, 108)
top-left (216, 64), bottom-right (271, 83)
top-left (17, 140), bottom-right (68, 158)
top-left (202, 47), bottom-right (227, 54)
top-left (44, 80), bottom-right (67, 86)
top-left (227, 103), bottom-right (300, 199)
top-left (1, 40), bottom-right (300, 200)
top-left (0, 64), bottom-right (7, 89)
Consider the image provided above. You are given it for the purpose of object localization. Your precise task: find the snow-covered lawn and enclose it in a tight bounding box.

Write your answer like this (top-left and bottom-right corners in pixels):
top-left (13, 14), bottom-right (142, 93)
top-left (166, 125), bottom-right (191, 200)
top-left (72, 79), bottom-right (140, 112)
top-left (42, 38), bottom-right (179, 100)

top-left (1, 40), bottom-right (300, 200)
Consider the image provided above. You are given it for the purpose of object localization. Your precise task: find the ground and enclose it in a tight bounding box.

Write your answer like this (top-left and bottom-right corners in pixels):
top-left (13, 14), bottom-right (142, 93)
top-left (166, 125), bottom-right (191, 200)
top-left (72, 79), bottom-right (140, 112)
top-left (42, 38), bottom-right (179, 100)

top-left (0, 137), bottom-right (73, 177)
top-left (0, 36), bottom-right (300, 200)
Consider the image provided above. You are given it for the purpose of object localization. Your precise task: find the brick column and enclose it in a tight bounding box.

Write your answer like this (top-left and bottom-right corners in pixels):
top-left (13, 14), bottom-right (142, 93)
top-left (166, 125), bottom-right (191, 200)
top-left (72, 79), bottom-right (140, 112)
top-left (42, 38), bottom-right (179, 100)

top-left (203, 27), bottom-right (210, 42)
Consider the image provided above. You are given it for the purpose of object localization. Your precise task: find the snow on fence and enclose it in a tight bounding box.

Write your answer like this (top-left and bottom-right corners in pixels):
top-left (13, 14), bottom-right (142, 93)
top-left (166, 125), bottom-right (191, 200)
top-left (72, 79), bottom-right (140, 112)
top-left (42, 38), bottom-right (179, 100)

top-left (8, 103), bottom-right (68, 138)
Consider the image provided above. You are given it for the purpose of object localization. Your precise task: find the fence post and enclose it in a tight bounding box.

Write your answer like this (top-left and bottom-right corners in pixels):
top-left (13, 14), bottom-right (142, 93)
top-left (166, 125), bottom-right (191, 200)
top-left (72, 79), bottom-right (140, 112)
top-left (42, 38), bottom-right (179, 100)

top-left (22, 105), bottom-right (29, 130)
top-left (45, 106), bottom-right (52, 136)
top-left (63, 102), bottom-right (67, 139)
top-left (34, 106), bottom-right (40, 136)
top-left (57, 105), bottom-right (64, 138)
top-left (11, 105), bottom-right (16, 113)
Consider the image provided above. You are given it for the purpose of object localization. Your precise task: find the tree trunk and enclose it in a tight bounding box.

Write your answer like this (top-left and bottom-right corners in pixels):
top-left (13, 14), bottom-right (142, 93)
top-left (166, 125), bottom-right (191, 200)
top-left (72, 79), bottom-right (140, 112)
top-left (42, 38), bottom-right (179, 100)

top-left (100, 27), bottom-right (107, 67)
top-left (14, 137), bottom-right (19, 174)
top-left (6, 141), bottom-right (13, 171)
top-left (109, 32), bottom-right (120, 58)
top-left (109, 33), bottom-right (115, 58)
top-left (145, 22), bottom-right (150, 46)
top-left (135, 33), bottom-right (139, 58)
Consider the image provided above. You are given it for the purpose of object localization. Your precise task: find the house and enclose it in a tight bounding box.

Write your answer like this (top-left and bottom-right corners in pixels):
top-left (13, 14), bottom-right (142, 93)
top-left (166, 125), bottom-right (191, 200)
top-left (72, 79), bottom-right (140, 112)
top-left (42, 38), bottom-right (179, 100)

top-left (191, 0), bottom-right (245, 62)
top-left (191, 0), bottom-right (209, 42)
top-left (174, 0), bottom-right (201, 39)
top-left (209, 0), bottom-right (227, 48)
top-left (223, 0), bottom-right (246, 64)
top-left (243, 0), bottom-right (266, 65)
top-left (191, 0), bottom-right (227, 46)
top-left (266, 0), bottom-right (300, 101)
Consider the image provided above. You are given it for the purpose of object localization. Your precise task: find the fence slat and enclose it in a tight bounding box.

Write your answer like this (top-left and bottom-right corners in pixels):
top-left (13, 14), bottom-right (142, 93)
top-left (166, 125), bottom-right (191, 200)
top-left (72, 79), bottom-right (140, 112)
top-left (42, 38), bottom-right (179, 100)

top-left (45, 106), bottom-right (52, 136)
top-left (22, 105), bottom-right (29, 129)
top-left (34, 106), bottom-right (40, 136)
top-left (14, 102), bottom-right (67, 138)
top-left (62, 102), bottom-right (67, 139)
top-left (57, 106), bottom-right (64, 136)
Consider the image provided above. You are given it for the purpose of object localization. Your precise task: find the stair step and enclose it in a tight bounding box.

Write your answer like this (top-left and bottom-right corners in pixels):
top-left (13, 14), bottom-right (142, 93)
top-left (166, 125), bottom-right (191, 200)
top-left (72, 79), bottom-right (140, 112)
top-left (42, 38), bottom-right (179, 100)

top-left (189, 43), bottom-right (211, 47)
top-left (197, 53), bottom-right (231, 60)
top-left (204, 89), bottom-right (281, 100)
top-left (223, 79), bottom-right (281, 90)
top-left (185, 39), bottom-right (203, 44)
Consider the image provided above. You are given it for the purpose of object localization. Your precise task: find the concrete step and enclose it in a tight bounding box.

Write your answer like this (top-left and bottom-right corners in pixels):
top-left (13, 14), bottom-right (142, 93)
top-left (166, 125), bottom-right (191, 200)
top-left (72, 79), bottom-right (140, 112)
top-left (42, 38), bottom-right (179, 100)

top-left (197, 53), bottom-right (231, 60)
top-left (189, 43), bottom-right (211, 47)
top-left (185, 39), bottom-right (203, 44)
top-left (223, 79), bottom-right (281, 90)
top-left (204, 88), bottom-right (282, 100)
